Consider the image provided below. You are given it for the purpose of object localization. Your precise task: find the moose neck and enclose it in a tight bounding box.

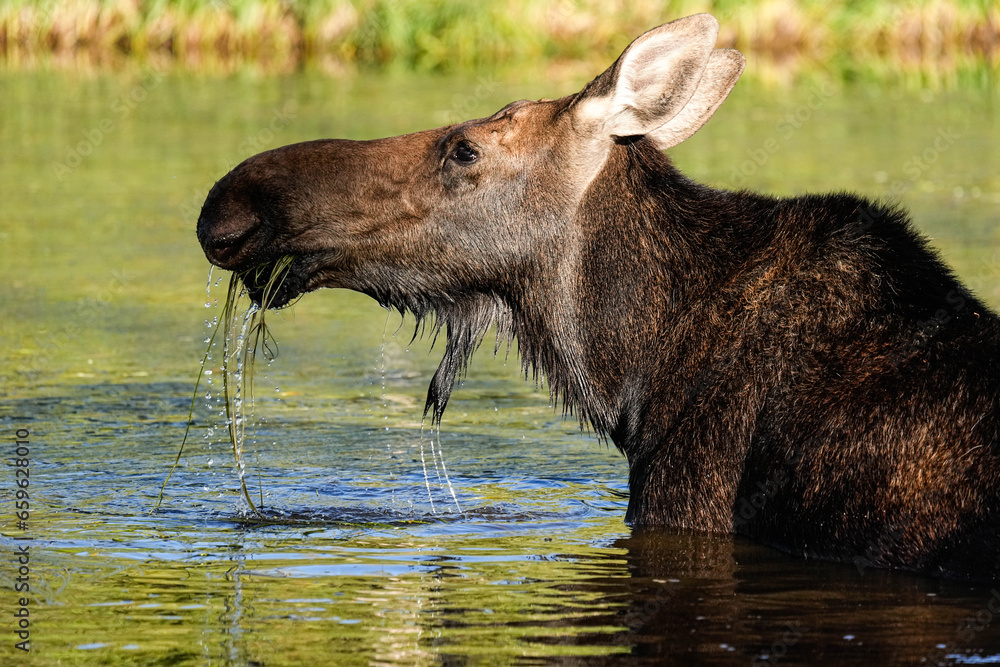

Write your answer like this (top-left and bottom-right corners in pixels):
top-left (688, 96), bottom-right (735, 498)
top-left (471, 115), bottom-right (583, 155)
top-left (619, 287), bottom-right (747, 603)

top-left (506, 139), bottom-right (756, 455)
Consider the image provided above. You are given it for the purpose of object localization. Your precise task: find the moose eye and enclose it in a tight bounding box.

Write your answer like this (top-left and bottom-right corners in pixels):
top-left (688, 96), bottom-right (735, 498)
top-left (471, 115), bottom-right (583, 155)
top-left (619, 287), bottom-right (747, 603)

top-left (449, 141), bottom-right (479, 164)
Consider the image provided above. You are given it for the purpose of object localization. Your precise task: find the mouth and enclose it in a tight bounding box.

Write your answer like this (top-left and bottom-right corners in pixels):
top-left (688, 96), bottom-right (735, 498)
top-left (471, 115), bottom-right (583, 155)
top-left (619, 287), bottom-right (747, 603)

top-left (237, 255), bottom-right (307, 309)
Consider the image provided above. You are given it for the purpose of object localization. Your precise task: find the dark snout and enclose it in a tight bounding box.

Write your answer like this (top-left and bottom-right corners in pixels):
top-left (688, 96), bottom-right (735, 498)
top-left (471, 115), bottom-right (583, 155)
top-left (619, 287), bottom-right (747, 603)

top-left (196, 133), bottom-right (441, 308)
top-left (197, 138), bottom-right (385, 272)
top-left (195, 143), bottom-right (332, 309)
top-left (197, 164), bottom-right (273, 271)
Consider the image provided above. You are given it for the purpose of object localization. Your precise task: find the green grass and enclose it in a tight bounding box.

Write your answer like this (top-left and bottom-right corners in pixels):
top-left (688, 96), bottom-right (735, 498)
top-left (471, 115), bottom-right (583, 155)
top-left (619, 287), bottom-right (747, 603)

top-left (1, 0), bottom-right (998, 81)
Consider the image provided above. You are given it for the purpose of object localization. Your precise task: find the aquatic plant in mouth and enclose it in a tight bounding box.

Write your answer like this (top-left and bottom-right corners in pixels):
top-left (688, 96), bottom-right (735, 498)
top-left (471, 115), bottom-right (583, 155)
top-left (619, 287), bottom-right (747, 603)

top-left (156, 255), bottom-right (296, 515)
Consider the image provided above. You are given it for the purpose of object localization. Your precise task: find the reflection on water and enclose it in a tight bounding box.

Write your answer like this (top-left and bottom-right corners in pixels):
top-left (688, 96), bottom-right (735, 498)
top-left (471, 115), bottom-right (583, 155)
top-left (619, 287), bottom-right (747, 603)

top-left (4, 385), bottom-right (1000, 665)
top-left (1, 69), bottom-right (1000, 664)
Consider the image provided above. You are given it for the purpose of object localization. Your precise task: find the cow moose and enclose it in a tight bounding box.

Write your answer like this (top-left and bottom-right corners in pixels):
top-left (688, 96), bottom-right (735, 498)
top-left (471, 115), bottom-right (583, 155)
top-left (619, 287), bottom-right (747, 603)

top-left (197, 14), bottom-right (1000, 580)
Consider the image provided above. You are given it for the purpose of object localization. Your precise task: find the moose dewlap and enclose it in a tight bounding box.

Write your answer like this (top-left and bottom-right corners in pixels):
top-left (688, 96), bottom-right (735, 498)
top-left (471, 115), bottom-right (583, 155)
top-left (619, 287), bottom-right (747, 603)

top-left (196, 14), bottom-right (1000, 580)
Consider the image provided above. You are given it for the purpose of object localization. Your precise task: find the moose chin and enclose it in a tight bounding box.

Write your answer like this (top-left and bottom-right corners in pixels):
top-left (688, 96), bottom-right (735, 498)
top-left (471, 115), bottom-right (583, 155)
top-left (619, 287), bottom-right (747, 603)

top-left (197, 14), bottom-right (1000, 581)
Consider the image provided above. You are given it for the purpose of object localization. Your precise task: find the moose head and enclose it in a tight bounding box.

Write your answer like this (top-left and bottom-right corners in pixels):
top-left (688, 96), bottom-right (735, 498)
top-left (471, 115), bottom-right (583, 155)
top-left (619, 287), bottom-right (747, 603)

top-left (197, 13), bottom-right (742, 423)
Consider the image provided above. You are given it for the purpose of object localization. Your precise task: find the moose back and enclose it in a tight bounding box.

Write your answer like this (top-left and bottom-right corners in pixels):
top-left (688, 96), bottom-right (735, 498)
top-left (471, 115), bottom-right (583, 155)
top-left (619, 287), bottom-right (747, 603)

top-left (197, 14), bottom-right (1000, 580)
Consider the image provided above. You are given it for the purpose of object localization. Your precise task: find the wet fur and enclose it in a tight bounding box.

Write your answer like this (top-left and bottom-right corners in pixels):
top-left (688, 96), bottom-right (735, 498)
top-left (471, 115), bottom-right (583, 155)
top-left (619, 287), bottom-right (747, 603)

top-left (364, 139), bottom-right (1000, 579)
top-left (197, 18), bottom-right (1000, 580)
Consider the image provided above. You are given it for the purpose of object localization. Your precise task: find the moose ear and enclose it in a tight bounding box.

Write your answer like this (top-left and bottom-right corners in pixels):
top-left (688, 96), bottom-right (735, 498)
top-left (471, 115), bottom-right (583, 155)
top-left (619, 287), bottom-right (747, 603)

top-left (646, 48), bottom-right (745, 149)
top-left (574, 14), bottom-right (744, 148)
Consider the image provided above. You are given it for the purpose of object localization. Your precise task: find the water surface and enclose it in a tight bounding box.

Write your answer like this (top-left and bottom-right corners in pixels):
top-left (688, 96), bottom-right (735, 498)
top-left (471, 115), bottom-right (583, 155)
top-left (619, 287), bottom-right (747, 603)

top-left (2, 68), bottom-right (1000, 665)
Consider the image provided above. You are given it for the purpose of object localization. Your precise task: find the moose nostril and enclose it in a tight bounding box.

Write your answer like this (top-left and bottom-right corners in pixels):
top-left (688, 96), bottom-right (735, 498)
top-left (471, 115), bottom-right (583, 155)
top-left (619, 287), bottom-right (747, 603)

top-left (202, 225), bottom-right (259, 267)
top-left (208, 227), bottom-right (254, 251)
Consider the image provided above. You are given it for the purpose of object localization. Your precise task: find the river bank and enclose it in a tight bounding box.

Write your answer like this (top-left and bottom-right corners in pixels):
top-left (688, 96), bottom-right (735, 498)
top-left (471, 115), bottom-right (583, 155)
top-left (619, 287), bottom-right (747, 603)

top-left (1, 0), bottom-right (998, 84)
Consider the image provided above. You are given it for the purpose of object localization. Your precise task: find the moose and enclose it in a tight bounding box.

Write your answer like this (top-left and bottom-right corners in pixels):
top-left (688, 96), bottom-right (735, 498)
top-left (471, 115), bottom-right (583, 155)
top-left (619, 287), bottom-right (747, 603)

top-left (197, 14), bottom-right (1000, 580)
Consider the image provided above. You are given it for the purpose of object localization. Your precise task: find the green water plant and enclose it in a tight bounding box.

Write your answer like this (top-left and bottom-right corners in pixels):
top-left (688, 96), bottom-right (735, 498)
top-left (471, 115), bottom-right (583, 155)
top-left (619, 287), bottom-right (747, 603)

top-left (155, 255), bottom-right (295, 515)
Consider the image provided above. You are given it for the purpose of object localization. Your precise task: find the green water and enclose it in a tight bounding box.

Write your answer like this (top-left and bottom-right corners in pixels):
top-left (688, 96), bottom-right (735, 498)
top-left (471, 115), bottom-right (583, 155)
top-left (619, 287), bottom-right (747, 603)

top-left (2, 67), bottom-right (1000, 665)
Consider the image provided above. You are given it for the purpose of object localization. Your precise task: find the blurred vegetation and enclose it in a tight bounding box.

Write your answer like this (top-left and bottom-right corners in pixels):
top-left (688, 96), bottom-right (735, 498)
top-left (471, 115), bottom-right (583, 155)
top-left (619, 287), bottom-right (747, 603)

top-left (0, 0), bottom-right (998, 84)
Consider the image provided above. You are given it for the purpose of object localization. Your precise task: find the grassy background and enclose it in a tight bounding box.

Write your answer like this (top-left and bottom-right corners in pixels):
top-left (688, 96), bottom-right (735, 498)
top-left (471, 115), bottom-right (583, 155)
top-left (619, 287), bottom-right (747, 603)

top-left (0, 0), bottom-right (998, 83)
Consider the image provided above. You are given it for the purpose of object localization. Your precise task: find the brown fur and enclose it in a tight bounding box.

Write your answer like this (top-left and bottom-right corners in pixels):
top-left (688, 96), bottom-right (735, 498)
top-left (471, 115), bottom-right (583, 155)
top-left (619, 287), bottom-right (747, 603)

top-left (197, 16), bottom-right (1000, 580)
